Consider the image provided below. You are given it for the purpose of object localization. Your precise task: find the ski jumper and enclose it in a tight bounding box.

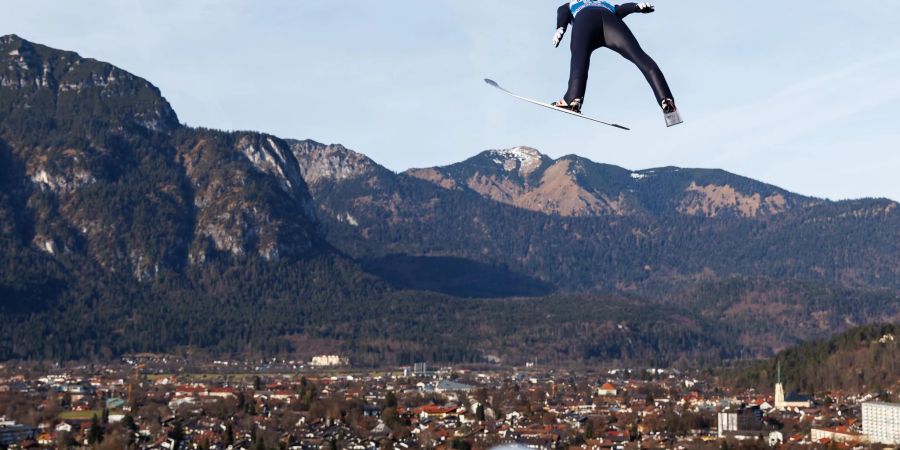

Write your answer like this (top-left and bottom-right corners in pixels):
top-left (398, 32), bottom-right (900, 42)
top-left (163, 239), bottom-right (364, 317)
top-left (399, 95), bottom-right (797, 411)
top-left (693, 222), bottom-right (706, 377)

top-left (557, 1), bottom-right (673, 105)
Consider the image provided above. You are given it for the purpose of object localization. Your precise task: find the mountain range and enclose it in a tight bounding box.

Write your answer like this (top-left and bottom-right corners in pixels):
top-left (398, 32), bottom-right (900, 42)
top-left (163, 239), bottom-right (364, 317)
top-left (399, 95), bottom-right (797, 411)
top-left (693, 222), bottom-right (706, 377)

top-left (1, 34), bottom-right (899, 365)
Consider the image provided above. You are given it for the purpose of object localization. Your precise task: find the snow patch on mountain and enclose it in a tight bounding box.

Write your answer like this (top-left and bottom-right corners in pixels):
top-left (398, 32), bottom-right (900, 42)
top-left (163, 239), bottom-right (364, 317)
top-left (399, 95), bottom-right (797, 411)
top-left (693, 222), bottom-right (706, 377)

top-left (489, 147), bottom-right (545, 177)
top-left (29, 167), bottom-right (96, 194)
top-left (34, 236), bottom-right (56, 255)
top-left (337, 212), bottom-right (360, 227)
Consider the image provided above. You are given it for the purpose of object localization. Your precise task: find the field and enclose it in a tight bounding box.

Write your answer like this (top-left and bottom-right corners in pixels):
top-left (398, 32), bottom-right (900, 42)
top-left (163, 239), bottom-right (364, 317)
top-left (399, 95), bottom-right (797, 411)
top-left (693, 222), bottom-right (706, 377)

top-left (59, 409), bottom-right (103, 420)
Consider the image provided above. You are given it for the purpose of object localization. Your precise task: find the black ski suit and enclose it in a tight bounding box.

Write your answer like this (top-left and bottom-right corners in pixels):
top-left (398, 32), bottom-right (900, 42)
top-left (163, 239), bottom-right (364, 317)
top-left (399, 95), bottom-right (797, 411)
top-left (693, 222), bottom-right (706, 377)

top-left (557, 2), bottom-right (673, 105)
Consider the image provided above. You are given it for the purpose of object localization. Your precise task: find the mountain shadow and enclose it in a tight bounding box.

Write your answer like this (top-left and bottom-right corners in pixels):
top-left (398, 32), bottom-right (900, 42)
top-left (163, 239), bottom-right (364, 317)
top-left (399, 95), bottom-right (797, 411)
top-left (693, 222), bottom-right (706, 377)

top-left (361, 254), bottom-right (556, 298)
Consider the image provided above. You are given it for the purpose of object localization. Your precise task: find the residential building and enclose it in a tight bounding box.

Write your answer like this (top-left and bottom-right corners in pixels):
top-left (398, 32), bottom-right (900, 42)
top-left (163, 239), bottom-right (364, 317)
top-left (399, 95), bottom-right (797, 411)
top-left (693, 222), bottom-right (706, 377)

top-left (597, 383), bottom-right (617, 396)
top-left (862, 402), bottom-right (900, 445)
top-left (811, 426), bottom-right (864, 444)
top-left (433, 379), bottom-right (476, 394)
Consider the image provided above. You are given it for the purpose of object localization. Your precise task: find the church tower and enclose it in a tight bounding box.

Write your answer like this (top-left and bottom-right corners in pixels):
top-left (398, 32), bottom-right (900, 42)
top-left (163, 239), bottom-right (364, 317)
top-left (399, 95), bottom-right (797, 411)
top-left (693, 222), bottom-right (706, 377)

top-left (774, 362), bottom-right (785, 410)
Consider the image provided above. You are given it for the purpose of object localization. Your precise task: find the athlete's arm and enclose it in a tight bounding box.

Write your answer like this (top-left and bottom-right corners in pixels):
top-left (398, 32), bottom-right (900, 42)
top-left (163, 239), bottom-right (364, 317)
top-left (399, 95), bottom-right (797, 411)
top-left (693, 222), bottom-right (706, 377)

top-left (557, 4), bottom-right (573, 31)
top-left (616, 2), bottom-right (654, 19)
top-left (555, 4), bottom-right (573, 47)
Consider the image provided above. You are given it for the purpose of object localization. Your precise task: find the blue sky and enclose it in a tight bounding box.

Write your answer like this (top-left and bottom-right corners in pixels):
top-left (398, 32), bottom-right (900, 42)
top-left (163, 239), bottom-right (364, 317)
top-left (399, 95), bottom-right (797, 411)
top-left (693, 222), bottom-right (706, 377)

top-left (3, 1), bottom-right (900, 201)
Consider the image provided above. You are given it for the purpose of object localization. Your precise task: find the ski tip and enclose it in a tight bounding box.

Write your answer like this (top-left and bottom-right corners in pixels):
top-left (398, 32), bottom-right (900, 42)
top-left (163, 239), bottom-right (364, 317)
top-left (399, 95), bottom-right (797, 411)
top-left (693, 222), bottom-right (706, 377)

top-left (484, 78), bottom-right (499, 88)
top-left (613, 124), bottom-right (630, 131)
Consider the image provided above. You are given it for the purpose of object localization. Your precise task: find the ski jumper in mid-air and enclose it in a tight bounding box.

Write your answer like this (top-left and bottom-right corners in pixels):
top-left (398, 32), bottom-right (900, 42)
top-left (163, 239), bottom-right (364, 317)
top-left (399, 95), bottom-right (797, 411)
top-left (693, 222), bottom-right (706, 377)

top-left (552, 1), bottom-right (682, 126)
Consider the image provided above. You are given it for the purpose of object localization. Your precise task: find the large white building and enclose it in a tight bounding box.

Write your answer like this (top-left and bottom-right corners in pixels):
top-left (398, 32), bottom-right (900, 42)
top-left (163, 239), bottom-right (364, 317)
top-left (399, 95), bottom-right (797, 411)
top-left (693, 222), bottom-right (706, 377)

top-left (717, 408), bottom-right (763, 439)
top-left (717, 412), bottom-right (739, 437)
top-left (863, 402), bottom-right (900, 445)
top-left (310, 355), bottom-right (347, 367)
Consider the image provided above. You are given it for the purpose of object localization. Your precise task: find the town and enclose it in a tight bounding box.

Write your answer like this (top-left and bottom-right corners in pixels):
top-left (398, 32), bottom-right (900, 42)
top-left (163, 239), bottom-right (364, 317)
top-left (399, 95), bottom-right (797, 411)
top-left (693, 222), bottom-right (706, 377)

top-left (0, 356), bottom-right (898, 450)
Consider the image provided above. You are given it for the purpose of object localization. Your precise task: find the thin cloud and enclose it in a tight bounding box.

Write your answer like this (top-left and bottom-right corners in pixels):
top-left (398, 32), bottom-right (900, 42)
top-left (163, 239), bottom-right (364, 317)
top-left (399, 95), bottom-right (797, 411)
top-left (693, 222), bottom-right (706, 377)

top-left (678, 52), bottom-right (900, 163)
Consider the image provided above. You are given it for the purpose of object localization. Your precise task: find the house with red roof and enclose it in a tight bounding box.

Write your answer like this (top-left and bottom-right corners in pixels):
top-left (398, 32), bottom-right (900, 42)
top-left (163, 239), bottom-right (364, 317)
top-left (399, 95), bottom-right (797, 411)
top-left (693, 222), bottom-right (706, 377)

top-left (597, 383), bottom-right (618, 397)
top-left (413, 405), bottom-right (457, 420)
top-left (811, 425), bottom-right (865, 444)
top-left (206, 387), bottom-right (237, 399)
top-left (174, 385), bottom-right (207, 398)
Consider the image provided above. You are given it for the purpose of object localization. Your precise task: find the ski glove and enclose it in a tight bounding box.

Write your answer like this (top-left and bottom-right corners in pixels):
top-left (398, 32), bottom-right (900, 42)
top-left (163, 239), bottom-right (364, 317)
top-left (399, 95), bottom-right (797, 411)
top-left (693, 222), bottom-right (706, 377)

top-left (637, 2), bottom-right (655, 13)
top-left (553, 27), bottom-right (566, 48)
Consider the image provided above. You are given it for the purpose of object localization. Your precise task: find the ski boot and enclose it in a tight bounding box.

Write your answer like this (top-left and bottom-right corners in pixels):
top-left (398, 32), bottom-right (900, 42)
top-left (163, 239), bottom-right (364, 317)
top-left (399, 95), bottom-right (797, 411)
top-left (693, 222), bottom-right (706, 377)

top-left (661, 98), bottom-right (682, 127)
top-left (552, 98), bottom-right (583, 114)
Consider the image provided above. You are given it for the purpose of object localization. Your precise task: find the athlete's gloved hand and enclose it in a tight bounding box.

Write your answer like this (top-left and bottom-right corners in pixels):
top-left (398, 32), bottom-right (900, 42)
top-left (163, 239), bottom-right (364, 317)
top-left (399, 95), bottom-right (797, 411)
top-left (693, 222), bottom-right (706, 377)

top-left (553, 27), bottom-right (566, 48)
top-left (637, 2), bottom-right (655, 13)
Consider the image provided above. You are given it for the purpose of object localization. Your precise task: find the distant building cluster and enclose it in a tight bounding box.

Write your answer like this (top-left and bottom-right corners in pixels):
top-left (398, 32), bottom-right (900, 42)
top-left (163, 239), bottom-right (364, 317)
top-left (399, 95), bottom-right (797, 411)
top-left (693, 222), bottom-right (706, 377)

top-left (0, 358), bottom-right (897, 449)
top-left (713, 366), bottom-right (900, 447)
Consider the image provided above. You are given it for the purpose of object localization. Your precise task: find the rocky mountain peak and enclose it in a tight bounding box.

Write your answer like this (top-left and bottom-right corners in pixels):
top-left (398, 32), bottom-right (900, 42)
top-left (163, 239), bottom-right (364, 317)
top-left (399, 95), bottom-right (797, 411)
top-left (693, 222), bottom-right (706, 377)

top-left (288, 139), bottom-right (382, 187)
top-left (486, 146), bottom-right (547, 177)
top-left (1, 35), bottom-right (32, 54)
top-left (236, 134), bottom-right (310, 200)
top-left (2, 34), bottom-right (35, 60)
top-left (0, 37), bottom-right (324, 282)
top-left (1, 34), bottom-right (179, 134)
top-left (404, 149), bottom-right (819, 219)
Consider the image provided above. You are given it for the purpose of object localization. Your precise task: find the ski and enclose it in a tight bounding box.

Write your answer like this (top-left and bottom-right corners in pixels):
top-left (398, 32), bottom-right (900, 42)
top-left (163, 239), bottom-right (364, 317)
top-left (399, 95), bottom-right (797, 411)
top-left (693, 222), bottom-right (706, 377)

top-left (484, 79), bottom-right (629, 130)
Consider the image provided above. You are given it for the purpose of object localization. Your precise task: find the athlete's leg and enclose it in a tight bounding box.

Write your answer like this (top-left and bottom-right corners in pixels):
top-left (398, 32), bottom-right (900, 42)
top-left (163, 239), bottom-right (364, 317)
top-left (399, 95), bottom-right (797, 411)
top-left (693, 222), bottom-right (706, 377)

top-left (564, 10), bottom-right (605, 103)
top-left (601, 13), bottom-right (673, 104)
top-left (564, 29), bottom-right (592, 103)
